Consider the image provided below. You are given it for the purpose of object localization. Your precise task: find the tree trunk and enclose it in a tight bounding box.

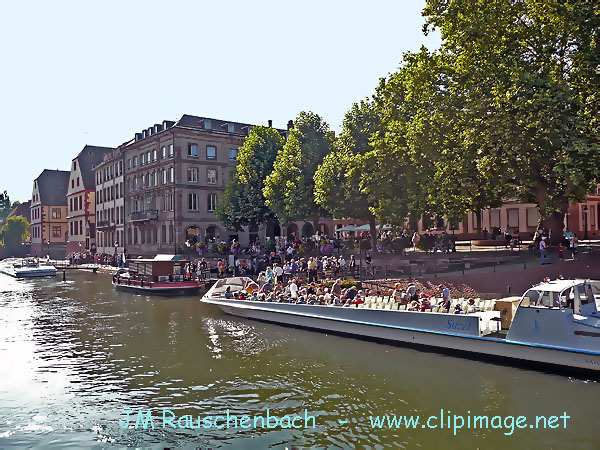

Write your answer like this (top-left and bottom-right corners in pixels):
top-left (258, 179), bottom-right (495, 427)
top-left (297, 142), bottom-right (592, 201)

top-left (475, 210), bottom-right (482, 233)
top-left (541, 209), bottom-right (567, 245)
top-left (369, 217), bottom-right (378, 254)
top-left (409, 213), bottom-right (419, 233)
top-left (313, 215), bottom-right (320, 237)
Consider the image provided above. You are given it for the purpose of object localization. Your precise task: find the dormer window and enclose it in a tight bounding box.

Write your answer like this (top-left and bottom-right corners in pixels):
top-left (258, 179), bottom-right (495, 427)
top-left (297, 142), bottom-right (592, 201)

top-left (227, 123), bottom-right (234, 133)
top-left (204, 119), bottom-right (211, 130)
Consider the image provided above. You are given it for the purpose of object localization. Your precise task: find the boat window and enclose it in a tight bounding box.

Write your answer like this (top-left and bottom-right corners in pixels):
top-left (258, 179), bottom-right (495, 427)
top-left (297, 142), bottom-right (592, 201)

top-left (522, 289), bottom-right (540, 306)
top-left (539, 291), bottom-right (560, 308)
top-left (589, 282), bottom-right (600, 296)
top-left (559, 288), bottom-right (574, 310)
top-left (213, 279), bottom-right (228, 289)
top-left (579, 284), bottom-right (595, 305)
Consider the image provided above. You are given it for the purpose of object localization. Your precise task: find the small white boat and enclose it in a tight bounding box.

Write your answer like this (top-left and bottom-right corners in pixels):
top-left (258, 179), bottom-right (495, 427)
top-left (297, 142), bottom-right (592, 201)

top-left (201, 277), bottom-right (600, 375)
top-left (14, 264), bottom-right (57, 278)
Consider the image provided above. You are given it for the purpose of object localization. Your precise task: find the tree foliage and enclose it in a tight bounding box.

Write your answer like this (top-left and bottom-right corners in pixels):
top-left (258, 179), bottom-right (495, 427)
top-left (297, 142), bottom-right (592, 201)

top-left (0, 190), bottom-right (10, 222)
top-left (216, 126), bottom-right (284, 231)
top-left (422, 0), bottom-right (600, 240)
top-left (366, 0), bottom-right (599, 241)
top-left (264, 111), bottom-right (335, 225)
top-left (314, 100), bottom-right (380, 249)
top-left (0, 216), bottom-right (29, 253)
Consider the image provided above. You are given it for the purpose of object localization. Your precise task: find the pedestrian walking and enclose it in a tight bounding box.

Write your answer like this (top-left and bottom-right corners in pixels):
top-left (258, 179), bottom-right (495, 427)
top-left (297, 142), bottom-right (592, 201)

top-left (540, 237), bottom-right (550, 265)
top-left (571, 235), bottom-right (579, 260)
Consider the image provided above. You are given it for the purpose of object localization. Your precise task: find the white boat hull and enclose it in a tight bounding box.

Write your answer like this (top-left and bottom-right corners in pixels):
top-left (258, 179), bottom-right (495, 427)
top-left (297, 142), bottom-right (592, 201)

top-left (203, 298), bottom-right (600, 374)
top-left (14, 266), bottom-right (57, 278)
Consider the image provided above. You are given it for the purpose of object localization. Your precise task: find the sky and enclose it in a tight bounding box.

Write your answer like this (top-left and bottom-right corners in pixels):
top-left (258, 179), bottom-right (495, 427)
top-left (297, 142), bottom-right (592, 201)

top-left (0, 0), bottom-right (440, 203)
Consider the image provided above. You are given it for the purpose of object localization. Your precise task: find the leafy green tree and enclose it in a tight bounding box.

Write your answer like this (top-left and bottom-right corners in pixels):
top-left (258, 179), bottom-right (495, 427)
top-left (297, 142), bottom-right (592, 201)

top-left (314, 100), bottom-right (380, 250)
top-left (0, 216), bottom-right (29, 254)
top-left (369, 47), bottom-right (512, 235)
top-left (421, 0), bottom-right (600, 241)
top-left (0, 190), bottom-right (10, 222)
top-left (264, 111), bottom-right (335, 230)
top-left (216, 126), bottom-right (285, 233)
top-left (363, 50), bottom-right (442, 229)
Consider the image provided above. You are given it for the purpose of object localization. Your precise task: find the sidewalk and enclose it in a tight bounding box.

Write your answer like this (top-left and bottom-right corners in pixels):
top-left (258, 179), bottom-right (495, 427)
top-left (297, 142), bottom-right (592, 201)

top-left (405, 253), bottom-right (600, 295)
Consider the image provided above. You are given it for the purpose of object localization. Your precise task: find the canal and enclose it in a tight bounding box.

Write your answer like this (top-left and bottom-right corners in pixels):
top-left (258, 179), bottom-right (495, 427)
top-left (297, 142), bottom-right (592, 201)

top-left (0, 271), bottom-right (598, 447)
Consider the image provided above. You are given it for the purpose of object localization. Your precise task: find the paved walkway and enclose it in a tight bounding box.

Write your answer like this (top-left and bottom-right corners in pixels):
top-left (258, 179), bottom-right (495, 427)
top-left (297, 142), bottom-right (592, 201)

top-left (392, 253), bottom-right (599, 296)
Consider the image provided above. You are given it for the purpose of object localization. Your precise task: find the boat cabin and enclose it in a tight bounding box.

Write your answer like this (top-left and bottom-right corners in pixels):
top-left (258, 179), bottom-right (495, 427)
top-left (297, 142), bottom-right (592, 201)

top-left (519, 279), bottom-right (599, 316)
top-left (126, 254), bottom-right (190, 283)
top-left (506, 279), bottom-right (600, 350)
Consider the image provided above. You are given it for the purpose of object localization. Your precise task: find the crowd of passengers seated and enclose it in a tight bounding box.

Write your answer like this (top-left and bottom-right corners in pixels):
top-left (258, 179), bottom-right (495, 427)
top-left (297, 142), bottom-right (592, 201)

top-left (223, 280), bottom-right (489, 313)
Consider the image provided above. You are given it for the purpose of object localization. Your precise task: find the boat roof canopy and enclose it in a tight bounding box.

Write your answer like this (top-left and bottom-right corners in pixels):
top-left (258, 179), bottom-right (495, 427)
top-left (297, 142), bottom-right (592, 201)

top-left (154, 254), bottom-right (182, 261)
top-left (133, 254), bottom-right (184, 263)
top-left (531, 279), bottom-right (588, 293)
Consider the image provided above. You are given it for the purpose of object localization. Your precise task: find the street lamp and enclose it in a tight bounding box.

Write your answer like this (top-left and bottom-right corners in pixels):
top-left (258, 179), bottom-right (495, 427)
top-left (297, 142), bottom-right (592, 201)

top-left (583, 205), bottom-right (588, 241)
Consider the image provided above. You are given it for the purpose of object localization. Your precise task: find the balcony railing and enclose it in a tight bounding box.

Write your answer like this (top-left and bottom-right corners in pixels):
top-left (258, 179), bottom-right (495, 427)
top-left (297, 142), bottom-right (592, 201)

top-left (131, 210), bottom-right (158, 222)
top-left (96, 220), bottom-right (113, 228)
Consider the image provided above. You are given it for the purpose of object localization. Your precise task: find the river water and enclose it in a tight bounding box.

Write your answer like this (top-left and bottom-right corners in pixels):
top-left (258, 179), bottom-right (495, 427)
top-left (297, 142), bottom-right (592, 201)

top-left (0, 271), bottom-right (598, 448)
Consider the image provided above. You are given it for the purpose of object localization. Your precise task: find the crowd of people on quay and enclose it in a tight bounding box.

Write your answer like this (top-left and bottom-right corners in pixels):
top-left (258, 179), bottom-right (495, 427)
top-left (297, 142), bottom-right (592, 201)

top-left (67, 251), bottom-right (126, 267)
top-left (64, 222), bottom-right (584, 276)
top-left (178, 253), bottom-right (364, 281)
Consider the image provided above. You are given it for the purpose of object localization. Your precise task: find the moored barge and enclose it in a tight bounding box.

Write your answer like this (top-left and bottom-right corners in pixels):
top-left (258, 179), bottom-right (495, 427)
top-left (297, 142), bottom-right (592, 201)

top-left (113, 254), bottom-right (206, 296)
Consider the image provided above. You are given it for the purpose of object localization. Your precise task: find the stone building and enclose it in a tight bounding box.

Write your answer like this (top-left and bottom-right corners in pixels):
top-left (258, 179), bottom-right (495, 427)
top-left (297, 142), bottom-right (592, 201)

top-left (122, 115), bottom-right (286, 257)
top-left (66, 145), bottom-right (114, 254)
top-left (93, 147), bottom-right (125, 255)
top-left (30, 170), bottom-right (69, 258)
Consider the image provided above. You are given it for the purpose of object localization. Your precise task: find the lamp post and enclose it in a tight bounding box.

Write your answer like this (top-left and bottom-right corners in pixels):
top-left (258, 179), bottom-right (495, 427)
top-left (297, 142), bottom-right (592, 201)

top-left (47, 240), bottom-right (50, 259)
top-left (583, 205), bottom-right (588, 241)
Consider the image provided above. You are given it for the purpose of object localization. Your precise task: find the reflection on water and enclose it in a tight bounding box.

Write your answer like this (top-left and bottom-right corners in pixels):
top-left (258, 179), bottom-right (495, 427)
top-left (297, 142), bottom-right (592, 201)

top-left (0, 271), bottom-right (599, 447)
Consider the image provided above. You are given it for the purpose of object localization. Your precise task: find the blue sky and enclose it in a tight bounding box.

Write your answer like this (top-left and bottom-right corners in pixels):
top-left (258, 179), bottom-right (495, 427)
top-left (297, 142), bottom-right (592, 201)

top-left (0, 0), bottom-right (440, 203)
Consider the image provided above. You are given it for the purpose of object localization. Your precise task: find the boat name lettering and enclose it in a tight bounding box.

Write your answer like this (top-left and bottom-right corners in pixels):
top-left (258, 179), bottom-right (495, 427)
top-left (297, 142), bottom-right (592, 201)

top-left (446, 320), bottom-right (472, 331)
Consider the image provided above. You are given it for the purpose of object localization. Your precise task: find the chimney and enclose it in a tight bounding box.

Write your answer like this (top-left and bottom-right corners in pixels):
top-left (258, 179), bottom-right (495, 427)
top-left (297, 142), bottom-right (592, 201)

top-left (287, 120), bottom-right (294, 130)
top-left (268, 119), bottom-right (273, 128)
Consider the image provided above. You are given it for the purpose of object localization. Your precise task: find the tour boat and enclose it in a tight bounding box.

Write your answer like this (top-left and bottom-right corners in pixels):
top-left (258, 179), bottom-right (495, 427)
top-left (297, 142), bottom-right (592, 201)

top-left (201, 277), bottom-right (600, 375)
top-left (112, 254), bottom-right (205, 296)
top-left (14, 264), bottom-right (57, 278)
top-left (0, 259), bottom-right (58, 278)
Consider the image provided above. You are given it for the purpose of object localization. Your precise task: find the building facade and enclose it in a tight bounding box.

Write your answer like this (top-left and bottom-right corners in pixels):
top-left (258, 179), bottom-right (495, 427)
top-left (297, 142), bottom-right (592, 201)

top-left (93, 148), bottom-right (125, 255)
top-left (66, 145), bottom-right (114, 254)
top-left (122, 115), bottom-right (287, 257)
top-left (30, 170), bottom-right (69, 258)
